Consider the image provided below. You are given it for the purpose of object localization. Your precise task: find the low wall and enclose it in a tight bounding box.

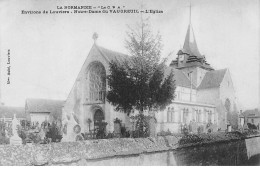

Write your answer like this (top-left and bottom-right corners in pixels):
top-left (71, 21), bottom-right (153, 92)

top-left (0, 136), bottom-right (259, 166)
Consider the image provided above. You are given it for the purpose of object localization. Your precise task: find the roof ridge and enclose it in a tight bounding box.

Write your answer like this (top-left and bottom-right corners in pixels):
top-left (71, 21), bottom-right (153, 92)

top-left (97, 45), bottom-right (128, 57)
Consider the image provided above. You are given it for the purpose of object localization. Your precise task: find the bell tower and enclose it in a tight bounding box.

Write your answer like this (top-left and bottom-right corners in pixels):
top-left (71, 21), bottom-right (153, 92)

top-left (170, 2), bottom-right (214, 87)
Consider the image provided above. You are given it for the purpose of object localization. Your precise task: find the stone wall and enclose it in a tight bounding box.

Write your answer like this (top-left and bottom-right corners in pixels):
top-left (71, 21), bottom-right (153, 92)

top-left (0, 136), bottom-right (259, 166)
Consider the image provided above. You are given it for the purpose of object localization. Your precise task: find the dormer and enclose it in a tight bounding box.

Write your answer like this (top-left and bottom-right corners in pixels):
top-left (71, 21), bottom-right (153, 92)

top-left (177, 50), bottom-right (189, 66)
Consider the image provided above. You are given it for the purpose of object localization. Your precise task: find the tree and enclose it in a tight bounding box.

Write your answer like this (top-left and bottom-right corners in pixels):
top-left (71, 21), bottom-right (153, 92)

top-left (107, 17), bottom-right (175, 116)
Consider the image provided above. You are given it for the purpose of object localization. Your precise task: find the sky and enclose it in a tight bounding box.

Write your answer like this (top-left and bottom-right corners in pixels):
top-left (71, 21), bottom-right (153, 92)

top-left (0, 0), bottom-right (259, 110)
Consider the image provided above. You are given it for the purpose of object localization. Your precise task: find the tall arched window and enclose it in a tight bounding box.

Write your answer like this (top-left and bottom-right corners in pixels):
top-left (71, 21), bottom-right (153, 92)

top-left (88, 62), bottom-right (106, 102)
top-left (171, 107), bottom-right (175, 122)
top-left (167, 107), bottom-right (171, 122)
top-left (208, 111), bottom-right (212, 123)
top-left (183, 108), bottom-right (189, 124)
top-left (225, 98), bottom-right (231, 122)
top-left (225, 99), bottom-right (231, 112)
top-left (197, 110), bottom-right (202, 123)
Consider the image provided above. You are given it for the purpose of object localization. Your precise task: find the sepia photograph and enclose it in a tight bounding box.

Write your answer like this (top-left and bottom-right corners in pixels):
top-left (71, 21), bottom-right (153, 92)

top-left (0, 0), bottom-right (259, 166)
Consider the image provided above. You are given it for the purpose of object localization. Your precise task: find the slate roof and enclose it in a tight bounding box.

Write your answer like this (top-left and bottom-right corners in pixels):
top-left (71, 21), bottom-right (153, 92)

top-left (0, 106), bottom-right (25, 119)
top-left (97, 45), bottom-right (129, 64)
top-left (164, 67), bottom-right (196, 89)
top-left (25, 98), bottom-right (64, 118)
top-left (198, 69), bottom-right (227, 90)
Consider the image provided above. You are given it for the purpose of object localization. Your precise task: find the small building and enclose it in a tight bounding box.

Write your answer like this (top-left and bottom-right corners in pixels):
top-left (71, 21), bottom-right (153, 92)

top-left (243, 109), bottom-right (260, 128)
top-left (25, 98), bottom-right (64, 126)
top-left (0, 106), bottom-right (25, 128)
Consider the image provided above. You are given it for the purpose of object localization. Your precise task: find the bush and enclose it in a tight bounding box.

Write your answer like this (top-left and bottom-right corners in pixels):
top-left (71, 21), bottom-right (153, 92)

top-left (46, 122), bottom-right (62, 142)
top-left (178, 132), bottom-right (244, 146)
top-left (134, 114), bottom-right (149, 138)
top-left (120, 126), bottom-right (130, 138)
top-left (17, 127), bottom-right (27, 144)
top-left (247, 123), bottom-right (257, 130)
top-left (28, 132), bottom-right (41, 144)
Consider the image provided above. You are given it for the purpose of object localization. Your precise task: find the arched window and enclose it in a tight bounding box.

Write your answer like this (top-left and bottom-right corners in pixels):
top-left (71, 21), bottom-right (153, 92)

top-left (208, 111), bottom-right (212, 123)
top-left (225, 98), bottom-right (231, 122)
top-left (225, 99), bottom-right (231, 112)
top-left (167, 107), bottom-right (171, 122)
top-left (88, 63), bottom-right (106, 102)
top-left (197, 110), bottom-right (202, 123)
top-left (183, 108), bottom-right (189, 123)
top-left (171, 107), bottom-right (175, 122)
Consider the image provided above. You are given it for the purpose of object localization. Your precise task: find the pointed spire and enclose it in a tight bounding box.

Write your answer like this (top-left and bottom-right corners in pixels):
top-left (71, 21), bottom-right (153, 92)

top-left (180, 1), bottom-right (202, 57)
top-left (182, 24), bottom-right (201, 57)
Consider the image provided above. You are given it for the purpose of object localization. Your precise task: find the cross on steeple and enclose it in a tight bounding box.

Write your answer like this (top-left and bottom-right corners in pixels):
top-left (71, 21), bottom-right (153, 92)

top-left (92, 32), bottom-right (98, 44)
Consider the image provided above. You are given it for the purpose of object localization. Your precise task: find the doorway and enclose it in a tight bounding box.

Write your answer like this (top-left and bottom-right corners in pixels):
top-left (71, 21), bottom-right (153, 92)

top-left (94, 109), bottom-right (105, 130)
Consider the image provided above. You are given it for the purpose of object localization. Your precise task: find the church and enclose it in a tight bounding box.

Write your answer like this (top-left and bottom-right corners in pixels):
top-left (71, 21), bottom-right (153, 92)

top-left (61, 23), bottom-right (239, 141)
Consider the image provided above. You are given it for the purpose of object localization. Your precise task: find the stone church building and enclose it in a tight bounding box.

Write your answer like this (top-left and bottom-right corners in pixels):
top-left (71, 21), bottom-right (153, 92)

top-left (62, 24), bottom-right (239, 141)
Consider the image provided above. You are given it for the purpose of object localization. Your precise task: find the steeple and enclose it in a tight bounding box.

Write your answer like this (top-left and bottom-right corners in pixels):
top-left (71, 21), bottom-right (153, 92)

top-left (182, 24), bottom-right (202, 57)
top-left (170, 2), bottom-right (214, 71)
top-left (182, 2), bottom-right (201, 57)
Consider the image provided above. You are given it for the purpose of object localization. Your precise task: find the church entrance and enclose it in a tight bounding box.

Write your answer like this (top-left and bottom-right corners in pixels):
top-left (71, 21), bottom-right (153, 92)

top-left (93, 109), bottom-right (106, 138)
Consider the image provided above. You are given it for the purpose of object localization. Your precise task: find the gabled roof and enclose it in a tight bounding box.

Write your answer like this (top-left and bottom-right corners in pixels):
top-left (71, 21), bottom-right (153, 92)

top-left (25, 98), bottom-right (64, 117)
top-left (0, 106), bottom-right (25, 119)
top-left (164, 67), bottom-right (196, 89)
top-left (96, 45), bottom-right (129, 64)
top-left (182, 24), bottom-right (202, 57)
top-left (198, 69), bottom-right (227, 90)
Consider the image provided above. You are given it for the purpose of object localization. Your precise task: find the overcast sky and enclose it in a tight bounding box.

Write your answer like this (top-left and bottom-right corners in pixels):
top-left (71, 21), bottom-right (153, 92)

top-left (0, 0), bottom-right (259, 110)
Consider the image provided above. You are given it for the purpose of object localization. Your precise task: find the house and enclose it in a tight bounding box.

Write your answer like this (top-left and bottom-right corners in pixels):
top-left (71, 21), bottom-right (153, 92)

top-left (243, 109), bottom-right (260, 128)
top-left (25, 98), bottom-right (64, 126)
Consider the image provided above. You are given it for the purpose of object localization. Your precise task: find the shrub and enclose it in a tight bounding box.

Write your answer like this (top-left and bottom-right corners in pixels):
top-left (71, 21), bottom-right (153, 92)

top-left (247, 123), bottom-right (257, 130)
top-left (120, 126), bottom-right (130, 138)
top-left (46, 122), bottom-right (62, 142)
top-left (134, 114), bottom-right (149, 138)
top-left (28, 132), bottom-right (41, 144)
